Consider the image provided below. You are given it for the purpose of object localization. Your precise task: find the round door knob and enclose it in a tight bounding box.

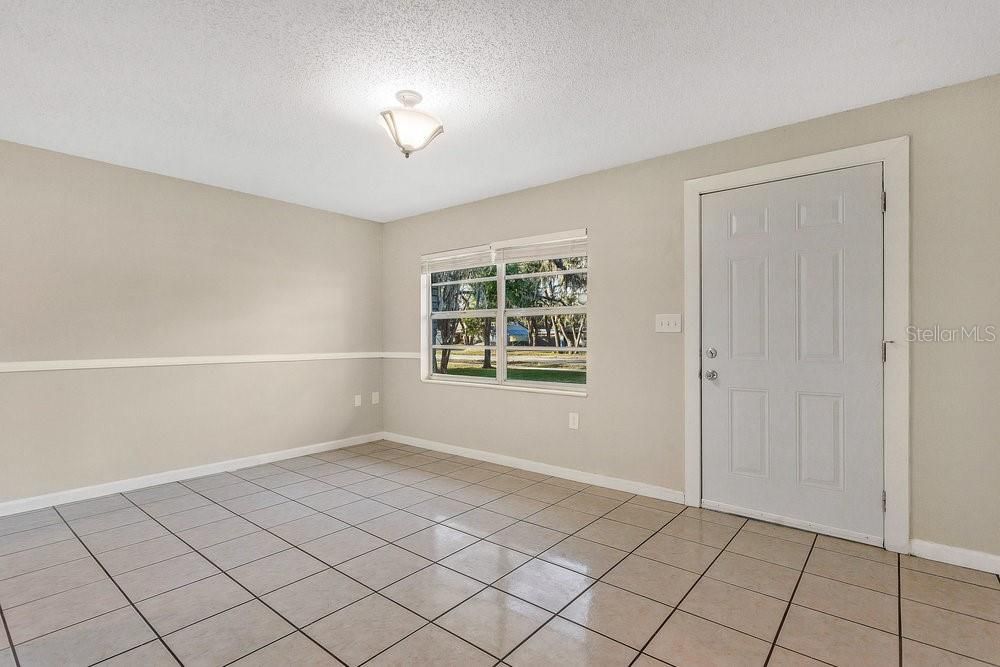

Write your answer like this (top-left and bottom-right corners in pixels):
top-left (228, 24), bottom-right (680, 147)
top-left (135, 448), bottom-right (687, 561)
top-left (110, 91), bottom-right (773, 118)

top-left (704, 369), bottom-right (719, 381)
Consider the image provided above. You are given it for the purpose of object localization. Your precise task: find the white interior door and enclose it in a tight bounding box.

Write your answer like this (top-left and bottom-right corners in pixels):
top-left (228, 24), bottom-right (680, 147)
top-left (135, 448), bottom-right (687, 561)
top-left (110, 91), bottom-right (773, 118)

top-left (700, 163), bottom-right (884, 542)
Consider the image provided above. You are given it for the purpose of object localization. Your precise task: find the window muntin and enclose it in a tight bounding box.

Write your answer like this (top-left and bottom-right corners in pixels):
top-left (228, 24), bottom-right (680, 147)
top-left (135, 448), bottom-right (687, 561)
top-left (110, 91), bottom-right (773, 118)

top-left (506, 349), bottom-right (587, 385)
top-left (505, 256), bottom-right (587, 275)
top-left (424, 237), bottom-right (587, 390)
top-left (432, 347), bottom-right (498, 380)
top-left (431, 282), bottom-right (498, 313)
top-left (430, 266), bottom-right (497, 283)
top-left (432, 318), bottom-right (497, 346)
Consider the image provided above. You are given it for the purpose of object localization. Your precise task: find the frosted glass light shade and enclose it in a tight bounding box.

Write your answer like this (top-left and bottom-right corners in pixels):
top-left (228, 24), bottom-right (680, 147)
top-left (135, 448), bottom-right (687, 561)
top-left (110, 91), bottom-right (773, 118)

top-left (379, 90), bottom-right (443, 158)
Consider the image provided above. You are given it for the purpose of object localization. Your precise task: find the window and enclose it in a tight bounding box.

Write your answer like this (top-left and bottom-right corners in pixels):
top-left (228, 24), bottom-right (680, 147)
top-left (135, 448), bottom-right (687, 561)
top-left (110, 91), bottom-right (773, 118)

top-left (421, 230), bottom-right (588, 390)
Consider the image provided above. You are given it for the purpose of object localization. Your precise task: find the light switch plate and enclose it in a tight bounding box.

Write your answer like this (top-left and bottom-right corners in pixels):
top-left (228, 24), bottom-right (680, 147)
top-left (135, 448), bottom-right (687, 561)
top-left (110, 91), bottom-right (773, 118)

top-left (371, 391), bottom-right (380, 405)
top-left (353, 394), bottom-right (362, 407)
top-left (568, 412), bottom-right (579, 430)
top-left (655, 314), bottom-right (682, 333)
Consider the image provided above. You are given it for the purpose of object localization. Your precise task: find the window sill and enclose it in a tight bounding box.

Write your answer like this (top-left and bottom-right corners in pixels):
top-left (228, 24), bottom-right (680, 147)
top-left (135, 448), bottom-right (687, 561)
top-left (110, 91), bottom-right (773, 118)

top-left (421, 377), bottom-right (587, 397)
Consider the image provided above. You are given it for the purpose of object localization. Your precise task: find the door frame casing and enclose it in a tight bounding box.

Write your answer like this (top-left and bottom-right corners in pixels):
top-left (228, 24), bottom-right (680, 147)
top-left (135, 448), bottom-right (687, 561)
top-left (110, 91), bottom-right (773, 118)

top-left (682, 137), bottom-right (911, 553)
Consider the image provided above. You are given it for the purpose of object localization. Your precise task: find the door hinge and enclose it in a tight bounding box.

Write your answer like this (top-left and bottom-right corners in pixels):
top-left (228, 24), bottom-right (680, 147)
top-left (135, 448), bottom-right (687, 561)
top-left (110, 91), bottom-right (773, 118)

top-left (882, 490), bottom-right (887, 512)
top-left (882, 340), bottom-right (894, 363)
top-left (881, 191), bottom-right (887, 212)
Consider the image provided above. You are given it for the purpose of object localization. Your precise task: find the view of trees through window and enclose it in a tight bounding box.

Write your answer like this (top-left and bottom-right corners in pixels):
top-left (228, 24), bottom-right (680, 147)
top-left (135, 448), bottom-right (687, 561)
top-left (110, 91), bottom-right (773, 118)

top-left (430, 256), bottom-right (587, 385)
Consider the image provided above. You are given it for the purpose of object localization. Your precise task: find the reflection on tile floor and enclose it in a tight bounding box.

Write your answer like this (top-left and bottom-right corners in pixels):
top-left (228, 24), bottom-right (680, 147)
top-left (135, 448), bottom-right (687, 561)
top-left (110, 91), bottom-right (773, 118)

top-left (1, 440), bottom-right (998, 666)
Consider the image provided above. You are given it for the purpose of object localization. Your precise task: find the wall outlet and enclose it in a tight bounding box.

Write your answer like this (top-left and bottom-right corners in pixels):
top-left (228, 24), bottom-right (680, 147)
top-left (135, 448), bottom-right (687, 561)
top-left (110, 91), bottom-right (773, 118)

top-left (353, 394), bottom-right (362, 407)
top-left (371, 391), bottom-right (380, 405)
top-left (568, 412), bottom-right (579, 430)
top-left (655, 313), bottom-right (683, 333)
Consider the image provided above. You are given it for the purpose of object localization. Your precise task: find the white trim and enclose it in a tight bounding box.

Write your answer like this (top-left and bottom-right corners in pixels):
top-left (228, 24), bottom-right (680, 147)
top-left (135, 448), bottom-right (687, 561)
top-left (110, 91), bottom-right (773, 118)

top-left (431, 309), bottom-right (498, 319)
top-left (490, 228), bottom-right (588, 250)
top-left (420, 273), bottom-right (432, 378)
top-left (382, 352), bottom-right (421, 359)
top-left (421, 243), bottom-right (492, 262)
top-left (504, 268), bottom-right (588, 280)
top-left (683, 137), bottom-right (911, 552)
top-left (0, 432), bottom-right (382, 517)
top-left (504, 306), bottom-right (587, 317)
top-left (910, 539), bottom-right (1000, 576)
top-left (497, 346), bottom-right (587, 352)
top-left (382, 432), bottom-right (683, 503)
top-left (702, 499), bottom-right (882, 546)
top-left (431, 275), bottom-right (497, 287)
top-left (420, 377), bottom-right (586, 397)
top-left (0, 352), bottom-right (392, 374)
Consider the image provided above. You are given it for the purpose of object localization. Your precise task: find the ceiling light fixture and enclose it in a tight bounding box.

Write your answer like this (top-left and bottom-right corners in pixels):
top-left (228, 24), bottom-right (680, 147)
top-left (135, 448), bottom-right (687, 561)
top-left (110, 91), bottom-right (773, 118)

top-left (379, 90), bottom-right (443, 158)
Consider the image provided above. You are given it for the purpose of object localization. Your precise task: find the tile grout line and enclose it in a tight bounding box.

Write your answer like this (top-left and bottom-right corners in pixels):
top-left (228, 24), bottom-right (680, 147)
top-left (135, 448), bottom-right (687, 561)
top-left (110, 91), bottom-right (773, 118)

top-left (898, 565), bottom-right (1000, 593)
top-left (351, 483), bottom-right (643, 664)
top-left (118, 491), bottom-right (352, 667)
top-left (0, 536), bottom-right (84, 562)
top-left (253, 448), bottom-right (645, 664)
top-left (0, 565), bottom-right (114, 613)
top-left (92, 638), bottom-right (174, 665)
top-left (0, 553), bottom-right (92, 585)
top-left (13, 442), bottom-right (986, 665)
top-left (230, 496), bottom-right (627, 629)
top-left (4, 499), bottom-right (897, 667)
top-left (49, 506), bottom-right (186, 666)
top-left (88, 448), bottom-right (717, 664)
top-left (216, 628), bottom-right (299, 667)
top-left (170, 482), bottom-right (505, 665)
top-left (662, 552), bottom-right (903, 648)
top-left (3, 604), bottom-right (172, 657)
top-left (625, 512), bottom-right (751, 667)
top-left (762, 533), bottom-right (817, 665)
top-left (492, 506), bottom-right (704, 664)
top-left (0, 519), bottom-right (64, 541)
top-left (292, 475), bottom-right (632, 662)
top-left (902, 637), bottom-right (1000, 666)
top-left (774, 646), bottom-right (838, 667)
top-left (0, 592), bottom-right (22, 667)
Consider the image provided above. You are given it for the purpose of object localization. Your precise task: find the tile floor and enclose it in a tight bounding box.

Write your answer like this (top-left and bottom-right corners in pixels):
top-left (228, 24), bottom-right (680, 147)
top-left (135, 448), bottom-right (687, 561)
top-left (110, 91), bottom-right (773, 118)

top-left (0, 440), bottom-right (998, 666)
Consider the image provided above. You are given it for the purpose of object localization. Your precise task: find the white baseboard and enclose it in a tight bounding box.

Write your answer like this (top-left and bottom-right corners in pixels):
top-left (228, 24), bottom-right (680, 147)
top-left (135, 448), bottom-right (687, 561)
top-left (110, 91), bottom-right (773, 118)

top-left (0, 432), bottom-right (381, 517)
top-left (701, 499), bottom-right (885, 548)
top-left (910, 539), bottom-right (1000, 576)
top-left (380, 431), bottom-right (685, 503)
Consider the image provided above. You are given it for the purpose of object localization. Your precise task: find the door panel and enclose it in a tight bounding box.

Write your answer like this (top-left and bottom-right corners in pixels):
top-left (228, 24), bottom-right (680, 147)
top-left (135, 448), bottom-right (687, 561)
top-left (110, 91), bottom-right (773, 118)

top-left (729, 388), bottom-right (769, 478)
top-left (729, 256), bottom-right (769, 360)
top-left (701, 164), bottom-right (884, 541)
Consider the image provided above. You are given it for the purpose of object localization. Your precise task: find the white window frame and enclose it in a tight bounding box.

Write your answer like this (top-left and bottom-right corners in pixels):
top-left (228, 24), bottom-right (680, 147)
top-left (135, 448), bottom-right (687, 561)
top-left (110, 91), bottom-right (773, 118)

top-left (420, 230), bottom-right (588, 396)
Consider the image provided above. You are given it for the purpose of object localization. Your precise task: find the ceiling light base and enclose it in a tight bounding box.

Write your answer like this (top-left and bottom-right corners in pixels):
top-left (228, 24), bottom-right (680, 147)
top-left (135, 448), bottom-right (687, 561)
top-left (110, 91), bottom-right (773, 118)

top-left (395, 90), bottom-right (423, 107)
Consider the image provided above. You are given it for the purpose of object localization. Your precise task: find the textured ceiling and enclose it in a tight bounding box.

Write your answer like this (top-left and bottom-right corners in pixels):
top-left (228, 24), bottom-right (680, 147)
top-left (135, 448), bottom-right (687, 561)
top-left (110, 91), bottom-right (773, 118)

top-left (2, 1), bottom-right (1000, 222)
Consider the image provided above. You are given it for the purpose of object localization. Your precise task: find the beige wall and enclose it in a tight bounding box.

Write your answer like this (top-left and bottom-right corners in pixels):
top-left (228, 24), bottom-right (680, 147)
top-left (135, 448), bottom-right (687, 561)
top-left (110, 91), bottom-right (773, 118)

top-left (3, 76), bottom-right (997, 558)
top-left (382, 75), bottom-right (1000, 556)
top-left (0, 141), bottom-right (383, 501)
